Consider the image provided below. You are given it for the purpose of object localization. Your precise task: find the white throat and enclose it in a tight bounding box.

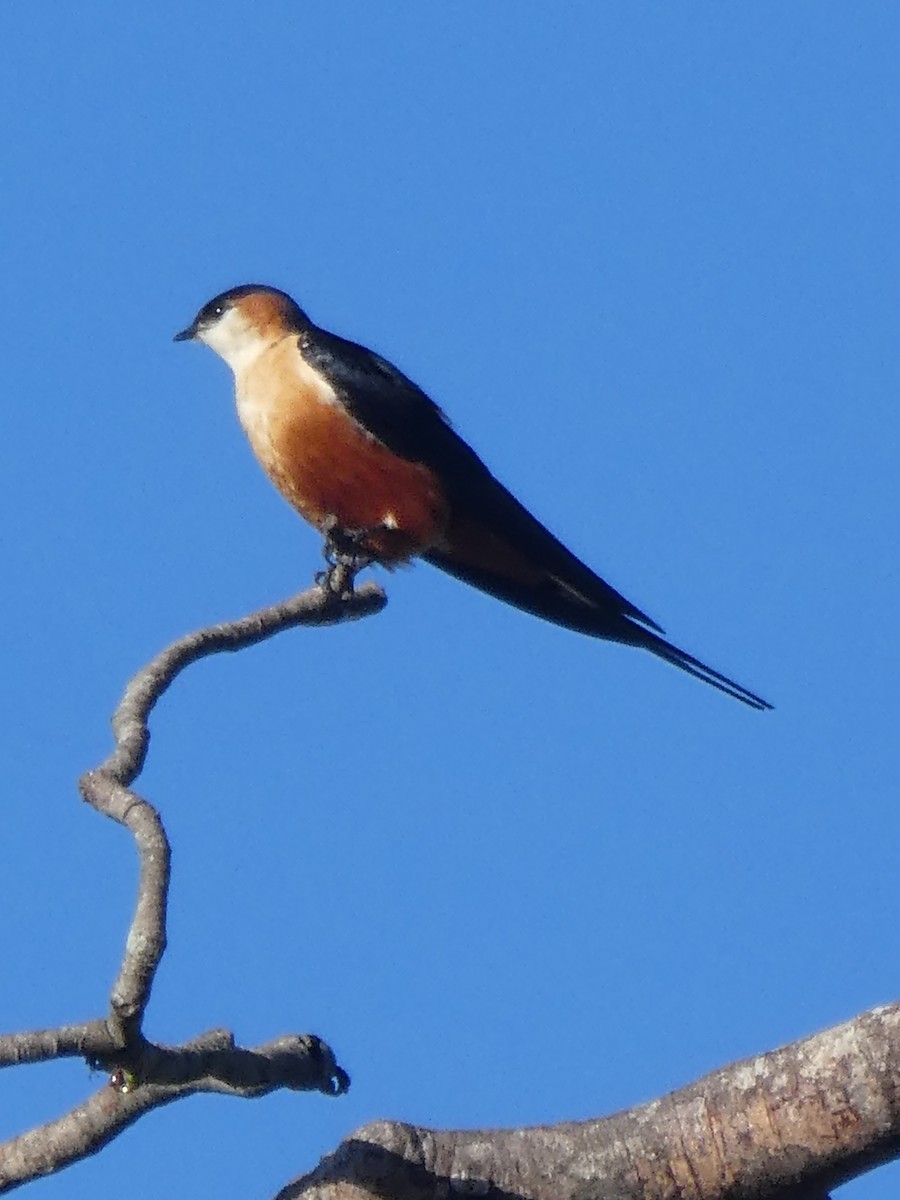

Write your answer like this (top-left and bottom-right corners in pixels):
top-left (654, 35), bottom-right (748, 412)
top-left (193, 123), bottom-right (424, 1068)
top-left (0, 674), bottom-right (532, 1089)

top-left (199, 307), bottom-right (274, 375)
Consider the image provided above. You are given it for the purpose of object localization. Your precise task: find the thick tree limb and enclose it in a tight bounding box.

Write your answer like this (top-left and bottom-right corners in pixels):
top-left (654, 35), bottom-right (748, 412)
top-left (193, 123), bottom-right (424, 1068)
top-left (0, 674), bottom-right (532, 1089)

top-left (0, 576), bottom-right (384, 1192)
top-left (280, 1001), bottom-right (900, 1200)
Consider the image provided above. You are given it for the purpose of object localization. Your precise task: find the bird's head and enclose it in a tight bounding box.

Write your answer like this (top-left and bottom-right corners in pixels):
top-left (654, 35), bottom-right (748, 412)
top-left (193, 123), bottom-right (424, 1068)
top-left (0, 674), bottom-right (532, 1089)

top-left (174, 284), bottom-right (310, 373)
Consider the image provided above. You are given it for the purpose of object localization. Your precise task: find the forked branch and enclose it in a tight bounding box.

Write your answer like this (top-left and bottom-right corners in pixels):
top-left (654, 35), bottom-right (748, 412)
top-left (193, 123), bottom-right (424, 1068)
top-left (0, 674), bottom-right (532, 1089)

top-left (2, 571), bottom-right (899, 1200)
top-left (0, 575), bottom-right (385, 1192)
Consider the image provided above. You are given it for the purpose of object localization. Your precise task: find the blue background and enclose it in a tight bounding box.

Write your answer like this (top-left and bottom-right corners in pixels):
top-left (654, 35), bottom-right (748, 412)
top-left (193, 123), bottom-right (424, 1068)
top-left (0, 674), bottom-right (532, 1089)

top-left (1, 4), bottom-right (898, 1197)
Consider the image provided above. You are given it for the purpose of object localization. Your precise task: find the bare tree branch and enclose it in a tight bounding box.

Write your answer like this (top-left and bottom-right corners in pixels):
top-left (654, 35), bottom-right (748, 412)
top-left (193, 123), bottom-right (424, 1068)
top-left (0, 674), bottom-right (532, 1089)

top-left (279, 1001), bottom-right (900, 1200)
top-left (3, 569), bottom-right (898, 1198)
top-left (0, 577), bottom-right (384, 1192)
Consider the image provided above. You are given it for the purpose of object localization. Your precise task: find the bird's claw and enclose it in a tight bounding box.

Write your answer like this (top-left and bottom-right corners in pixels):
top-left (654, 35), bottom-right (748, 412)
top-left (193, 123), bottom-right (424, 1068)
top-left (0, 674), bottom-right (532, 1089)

top-left (317, 520), bottom-right (375, 598)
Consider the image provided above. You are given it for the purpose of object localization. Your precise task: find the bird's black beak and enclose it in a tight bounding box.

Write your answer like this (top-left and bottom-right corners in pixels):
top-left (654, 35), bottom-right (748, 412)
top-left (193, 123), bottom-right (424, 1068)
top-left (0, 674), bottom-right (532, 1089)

top-left (173, 324), bottom-right (197, 343)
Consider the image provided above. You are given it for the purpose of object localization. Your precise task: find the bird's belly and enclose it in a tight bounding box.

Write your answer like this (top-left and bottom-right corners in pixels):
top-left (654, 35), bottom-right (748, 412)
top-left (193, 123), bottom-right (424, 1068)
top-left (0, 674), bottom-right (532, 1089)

top-left (237, 379), bottom-right (448, 563)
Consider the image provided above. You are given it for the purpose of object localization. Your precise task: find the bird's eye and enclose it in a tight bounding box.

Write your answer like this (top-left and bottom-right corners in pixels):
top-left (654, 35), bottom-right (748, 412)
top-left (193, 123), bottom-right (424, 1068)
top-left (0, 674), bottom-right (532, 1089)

top-left (201, 302), bottom-right (226, 324)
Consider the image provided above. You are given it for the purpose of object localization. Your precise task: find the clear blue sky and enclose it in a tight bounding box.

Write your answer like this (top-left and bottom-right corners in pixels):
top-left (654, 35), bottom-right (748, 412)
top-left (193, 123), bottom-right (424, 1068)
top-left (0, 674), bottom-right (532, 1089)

top-left (1, 4), bottom-right (898, 1197)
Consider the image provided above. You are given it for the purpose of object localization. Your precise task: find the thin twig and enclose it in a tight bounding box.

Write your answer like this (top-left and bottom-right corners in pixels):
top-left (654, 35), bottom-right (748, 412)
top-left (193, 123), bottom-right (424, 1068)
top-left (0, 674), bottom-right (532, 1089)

top-left (0, 579), bottom-right (385, 1192)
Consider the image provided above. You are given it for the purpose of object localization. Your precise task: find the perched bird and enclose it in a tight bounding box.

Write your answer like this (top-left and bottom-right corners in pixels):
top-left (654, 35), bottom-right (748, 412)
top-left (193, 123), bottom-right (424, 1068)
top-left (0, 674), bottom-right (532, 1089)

top-left (175, 284), bottom-right (771, 710)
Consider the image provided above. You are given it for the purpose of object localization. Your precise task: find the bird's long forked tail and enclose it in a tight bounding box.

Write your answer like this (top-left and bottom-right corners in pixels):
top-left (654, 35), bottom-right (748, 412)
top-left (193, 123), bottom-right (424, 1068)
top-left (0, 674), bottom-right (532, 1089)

top-left (628, 626), bottom-right (772, 710)
top-left (424, 546), bottom-right (772, 710)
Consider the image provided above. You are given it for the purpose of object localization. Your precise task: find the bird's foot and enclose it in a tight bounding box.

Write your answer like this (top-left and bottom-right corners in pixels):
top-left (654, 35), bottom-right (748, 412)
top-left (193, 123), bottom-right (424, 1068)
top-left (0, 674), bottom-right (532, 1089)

top-left (316, 520), bottom-right (376, 599)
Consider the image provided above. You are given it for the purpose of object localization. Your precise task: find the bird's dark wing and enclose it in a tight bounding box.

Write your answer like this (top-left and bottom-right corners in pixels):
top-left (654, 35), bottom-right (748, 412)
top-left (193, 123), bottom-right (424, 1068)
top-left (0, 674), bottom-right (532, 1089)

top-left (302, 324), bottom-right (661, 631)
top-left (303, 325), bottom-right (772, 711)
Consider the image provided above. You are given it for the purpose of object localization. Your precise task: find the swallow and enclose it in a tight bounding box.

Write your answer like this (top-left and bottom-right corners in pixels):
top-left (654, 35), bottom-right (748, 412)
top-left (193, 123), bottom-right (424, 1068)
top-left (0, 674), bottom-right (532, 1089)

top-left (175, 284), bottom-right (771, 710)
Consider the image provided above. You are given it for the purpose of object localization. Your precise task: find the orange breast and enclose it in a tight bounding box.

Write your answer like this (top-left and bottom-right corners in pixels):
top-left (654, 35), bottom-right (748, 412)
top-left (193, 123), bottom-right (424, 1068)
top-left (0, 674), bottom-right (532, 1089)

top-left (236, 340), bottom-right (449, 564)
